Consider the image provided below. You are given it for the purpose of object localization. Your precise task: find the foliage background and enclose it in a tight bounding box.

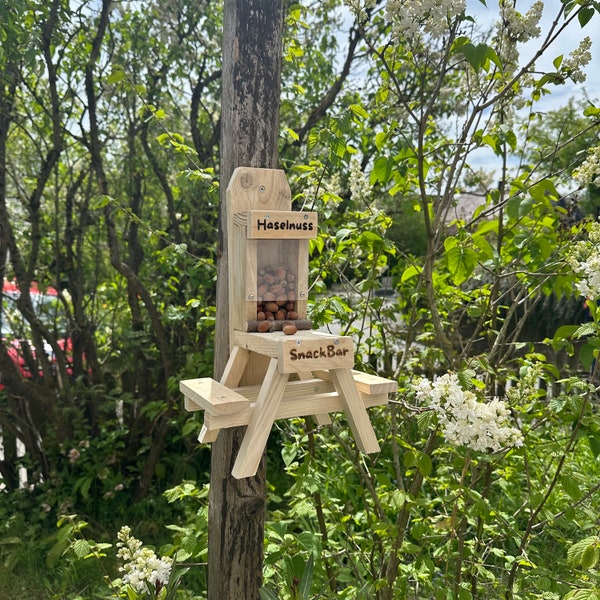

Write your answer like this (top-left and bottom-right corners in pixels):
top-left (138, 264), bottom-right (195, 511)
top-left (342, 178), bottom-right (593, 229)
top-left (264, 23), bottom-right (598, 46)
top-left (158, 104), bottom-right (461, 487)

top-left (0, 0), bottom-right (600, 598)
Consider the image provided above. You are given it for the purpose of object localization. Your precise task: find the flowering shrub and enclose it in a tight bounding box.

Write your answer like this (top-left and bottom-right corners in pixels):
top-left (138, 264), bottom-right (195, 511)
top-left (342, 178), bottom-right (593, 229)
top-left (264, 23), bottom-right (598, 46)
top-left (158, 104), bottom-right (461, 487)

top-left (574, 146), bottom-right (600, 189)
top-left (115, 526), bottom-right (174, 598)
top-left (566, 219), bottom-right (600, 301)
top-left (414, 372), bottom-right (523, 452)
top-left (385, 0), bottom-right (466, 40)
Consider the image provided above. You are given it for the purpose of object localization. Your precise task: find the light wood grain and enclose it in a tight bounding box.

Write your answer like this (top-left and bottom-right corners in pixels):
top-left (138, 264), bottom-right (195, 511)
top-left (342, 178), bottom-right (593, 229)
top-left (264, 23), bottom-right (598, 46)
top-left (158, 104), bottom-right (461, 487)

top-left (180, 377), bottom-right (250, 415)
top-left (202, 391), bottom-right (388, 430)
top-left (231, 357), bottom-right (289, 479)
top-left (220, 346), bottom-right (250, 387)
top-left (330, 368), bottom-right (380, 454)
top-left (313, 369), bottom-right (398, 395)
top-left (297, 371), bottom-right (331, 426)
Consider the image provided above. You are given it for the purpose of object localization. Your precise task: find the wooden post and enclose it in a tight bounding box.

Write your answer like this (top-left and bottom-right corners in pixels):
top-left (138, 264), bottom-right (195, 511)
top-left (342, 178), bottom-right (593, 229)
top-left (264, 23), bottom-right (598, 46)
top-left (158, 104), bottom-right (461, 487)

top-left (209, 1), bottom-right (285, 599)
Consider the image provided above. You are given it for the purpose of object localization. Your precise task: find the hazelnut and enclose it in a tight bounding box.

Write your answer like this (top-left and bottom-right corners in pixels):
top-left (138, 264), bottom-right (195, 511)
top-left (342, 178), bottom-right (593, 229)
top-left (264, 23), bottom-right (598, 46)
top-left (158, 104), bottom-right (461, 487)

top-left (257, 320), bottom-right (271, 333)
top-left (282, 323), bottom-right (298, 335)
top-left (264, 301), bottom-right (279, 313)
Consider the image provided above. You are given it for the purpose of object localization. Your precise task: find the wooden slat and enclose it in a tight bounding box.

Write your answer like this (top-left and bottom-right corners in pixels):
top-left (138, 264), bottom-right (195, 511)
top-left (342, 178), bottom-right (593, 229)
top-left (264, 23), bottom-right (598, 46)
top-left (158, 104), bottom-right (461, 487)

top-left (297, 371), bottom-right (331, 426)
top-left (220, 346), bottom-right (250, 388)
top-left (180, 378), bottom-right (250, 415)
top-left (330, 368), bottom-right (380, 454)
top-left (314, 369), bottom-right (397, 395)
top-left (202, 391), bottom-right (388, 431)
top-left (231, 358), bottom-right (289, 479)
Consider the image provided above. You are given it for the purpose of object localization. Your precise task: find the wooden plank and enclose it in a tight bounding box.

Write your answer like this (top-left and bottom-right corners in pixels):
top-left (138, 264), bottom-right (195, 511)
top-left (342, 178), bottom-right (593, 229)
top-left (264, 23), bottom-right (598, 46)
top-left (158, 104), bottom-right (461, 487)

top-left (313, 369), bottom-right (398, 395)
top-left (232, 330), bottom-right (281, 357)
top-left (244, 210), bottom-right (317, 239)
top-left (202, 391), bottom-right (388, 431)
top-left (220, 345), bottom-right (250, 387)
top-left (180, 377), bottom-right (250, 415)
top-left (297, 371), bottom-right (331, 426)
top-left (232, 357), bottom-right (289, 479)
top-left (296, 239), bottom-right (309, 318)
top-left (232, 330), bottom-right (348, 356)
top-left (352, 370), bottom-right (398, 395)
top-left (198, 423), bottom-right (220, 444)
top-left (238, 376), bottom-right (336, 400)
top-left (330, 367), bottom-right (380, 454)
top-left (244, 239), bottom-right (258, 322)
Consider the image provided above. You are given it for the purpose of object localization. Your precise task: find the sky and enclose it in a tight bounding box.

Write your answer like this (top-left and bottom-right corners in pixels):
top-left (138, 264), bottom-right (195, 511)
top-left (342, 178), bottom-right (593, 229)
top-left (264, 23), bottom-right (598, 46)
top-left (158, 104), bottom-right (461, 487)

top-left (467, 0), bottom-right (600, 111)
top-left (462, 0), bottom-right (600, 176)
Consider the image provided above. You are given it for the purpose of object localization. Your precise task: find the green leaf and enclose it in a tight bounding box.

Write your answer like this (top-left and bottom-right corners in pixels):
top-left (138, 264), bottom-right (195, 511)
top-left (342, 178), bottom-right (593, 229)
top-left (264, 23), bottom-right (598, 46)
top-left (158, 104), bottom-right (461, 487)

top-left (560, 473), bottom-right (582, 501)
top-left (581, 545), bottom-right (600, 570)
top-left (349, 104), bottom-right (368, 119)
top-left (401, 264), bottom-right (422, 282)
top-left (529, 178), bottom-right (559, 203)
top-left (371, 156), bottom-right (393, 184)
top-left (460, 42), bottom-right (501, 72)
top-left (579, 340), bottom-right (599, 370)
top-left (91, 195), bottom-right (113, 210)
top-left (554, 324), bottom-right (579, 341)
top-left (71, 539), bottom-right (91, 559)
top-left (182, 420), bottom-right (197, 436)
top-left (588, 434), bottom-right (600, 458)
top-left (285, 127), bottom-right (299, 141)
top-left (567, 536), bottom-right (600, 568)
top-left (415, 451), bottom-right (432, 477)
top-left (259, 589), bottom-right (279, 600)
top-left (298, 553), bottom-right (314, 599)
top-left (574, 323), bottom-right (596, 338)
top-left (445, 246), bottom-right (478, 285)
top-left (564, 589), bottom-right (600, 600)
top-left (578, 5), bottom-right (595, 26)
top-left (281, 444), bottom-right (297, 467)
top-left (107, 69), bottom-right (126, 84)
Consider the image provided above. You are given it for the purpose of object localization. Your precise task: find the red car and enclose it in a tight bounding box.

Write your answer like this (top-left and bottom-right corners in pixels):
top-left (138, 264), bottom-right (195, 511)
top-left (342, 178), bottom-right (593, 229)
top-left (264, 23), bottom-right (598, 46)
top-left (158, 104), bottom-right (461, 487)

top-left (1, 279), bottom-right (74, 388)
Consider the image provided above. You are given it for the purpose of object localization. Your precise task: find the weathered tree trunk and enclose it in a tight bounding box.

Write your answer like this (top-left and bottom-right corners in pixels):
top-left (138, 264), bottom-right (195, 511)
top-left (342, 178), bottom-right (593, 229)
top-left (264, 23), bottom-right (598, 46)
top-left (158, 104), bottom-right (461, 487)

top-left (209, 2), bottom-right (285, 598)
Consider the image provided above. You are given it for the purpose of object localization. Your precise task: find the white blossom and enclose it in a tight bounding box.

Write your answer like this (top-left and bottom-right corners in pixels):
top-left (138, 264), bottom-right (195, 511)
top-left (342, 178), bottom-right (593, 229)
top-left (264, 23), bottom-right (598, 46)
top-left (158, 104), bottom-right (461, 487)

top-left (344, 0), bottom-right (376, 24)
top-left (116, 525), bottom-right (173, 595)
top-left (498, 1), bottom-right (543, 43)
top-left (566, 220), bottom-right (600, 300)
top-left (415, 373), bottom-right (523, 452)
top-left (385, 0), bottom-right (466, 42)
top-left (348, 158), bottom-right (372, 201)
top-left (562, 36), bottom-right (592, 84)
top-left (573, 146), bottom-right (600, 189)
top-left (492, 1), bottom-right (543, 81)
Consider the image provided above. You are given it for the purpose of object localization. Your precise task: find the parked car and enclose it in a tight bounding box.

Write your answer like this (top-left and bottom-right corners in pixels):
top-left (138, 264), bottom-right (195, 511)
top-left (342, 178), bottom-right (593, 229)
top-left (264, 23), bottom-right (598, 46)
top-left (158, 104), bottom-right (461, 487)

top-left (1, 279), bottom-right (74, 388)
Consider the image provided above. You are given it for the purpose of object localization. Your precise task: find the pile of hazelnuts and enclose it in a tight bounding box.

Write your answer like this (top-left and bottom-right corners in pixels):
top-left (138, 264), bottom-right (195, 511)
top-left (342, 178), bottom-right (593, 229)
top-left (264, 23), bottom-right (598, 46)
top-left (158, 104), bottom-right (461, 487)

top-left (256, 266), bottom-right (298, 335)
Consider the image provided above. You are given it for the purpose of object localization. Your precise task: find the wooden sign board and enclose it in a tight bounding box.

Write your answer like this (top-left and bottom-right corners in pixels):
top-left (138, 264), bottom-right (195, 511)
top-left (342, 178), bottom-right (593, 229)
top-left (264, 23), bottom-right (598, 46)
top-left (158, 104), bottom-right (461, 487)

top-left (237, 210), bottom-right (318, 239)
top-left (277, 335), bottom-right (354, 373)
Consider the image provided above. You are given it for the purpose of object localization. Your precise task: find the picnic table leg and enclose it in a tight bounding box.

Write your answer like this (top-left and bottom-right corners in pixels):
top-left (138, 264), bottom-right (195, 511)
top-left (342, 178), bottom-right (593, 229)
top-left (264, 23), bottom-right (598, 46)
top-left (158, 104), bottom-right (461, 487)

top-left (330, 368), bottom-right (380, 454)
top-left (232, 357), bottom-right (289, 479)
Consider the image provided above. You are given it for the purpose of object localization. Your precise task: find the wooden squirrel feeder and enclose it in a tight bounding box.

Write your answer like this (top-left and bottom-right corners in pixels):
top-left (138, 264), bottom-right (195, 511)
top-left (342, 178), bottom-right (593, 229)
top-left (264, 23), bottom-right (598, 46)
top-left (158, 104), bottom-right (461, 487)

top-left (181, 167), bottom-right (397, 479)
